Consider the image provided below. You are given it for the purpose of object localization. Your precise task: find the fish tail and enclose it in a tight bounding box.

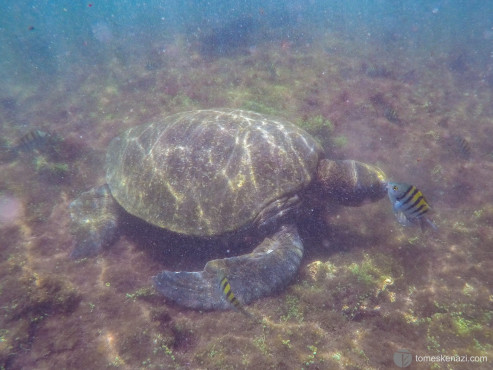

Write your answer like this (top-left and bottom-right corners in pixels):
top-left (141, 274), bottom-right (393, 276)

top-left (425, 217), bottom-right (438, 231)
top-left (419, 216), bottom-right (438, 232)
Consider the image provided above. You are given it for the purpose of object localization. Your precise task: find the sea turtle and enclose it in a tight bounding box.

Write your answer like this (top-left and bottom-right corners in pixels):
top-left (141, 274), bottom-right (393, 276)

top-left (70, 109), bottom-right (388, 310)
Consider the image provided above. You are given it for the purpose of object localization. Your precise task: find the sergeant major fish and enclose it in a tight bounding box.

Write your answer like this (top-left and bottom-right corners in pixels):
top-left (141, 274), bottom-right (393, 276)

top-left (0, 130), bottom-right (56, 162)
top-left (387, 182), bottom-right (437, 230)
top-left (219, 275), bottom-right (253, 318)
top-left (439, 134), bottom-right (471, 161)
top-left (14, 129), bottom-right (54, 153)
top-left (450, 135), bottom-right (471, 160)
top-left (0, 129), bottom-right (65, 164)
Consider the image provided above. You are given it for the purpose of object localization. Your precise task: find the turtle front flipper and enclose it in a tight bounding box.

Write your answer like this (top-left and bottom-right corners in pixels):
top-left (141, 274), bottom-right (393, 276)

top-left (69, 184), bottom-right (120, 258)
top-left (153, 225), bottom-right (304, 310)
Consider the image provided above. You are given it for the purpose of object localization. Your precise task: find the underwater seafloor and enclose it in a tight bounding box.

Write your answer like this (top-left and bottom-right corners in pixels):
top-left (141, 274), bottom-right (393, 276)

top-left (1, 28), bottom-right (493, 370)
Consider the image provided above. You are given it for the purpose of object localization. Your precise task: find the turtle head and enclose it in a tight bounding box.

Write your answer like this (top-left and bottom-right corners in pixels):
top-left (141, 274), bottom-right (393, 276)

top-left (316, 159), bottom-right (388, 206)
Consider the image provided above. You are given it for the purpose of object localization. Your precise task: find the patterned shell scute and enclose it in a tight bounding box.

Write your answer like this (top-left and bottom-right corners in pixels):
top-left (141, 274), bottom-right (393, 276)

top-left (106, 109), bottom-right (322, 236)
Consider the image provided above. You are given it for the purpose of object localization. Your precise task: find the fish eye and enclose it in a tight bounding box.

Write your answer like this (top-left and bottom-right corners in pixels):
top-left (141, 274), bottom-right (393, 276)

top-left (392, 185), bottom-right (398, 191)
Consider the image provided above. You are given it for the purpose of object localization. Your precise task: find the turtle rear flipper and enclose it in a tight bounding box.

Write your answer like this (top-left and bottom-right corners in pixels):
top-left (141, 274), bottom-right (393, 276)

top-left (153, 225), bottom-right (304, 310)
top-left (69, 184), bottom-right (120, 258)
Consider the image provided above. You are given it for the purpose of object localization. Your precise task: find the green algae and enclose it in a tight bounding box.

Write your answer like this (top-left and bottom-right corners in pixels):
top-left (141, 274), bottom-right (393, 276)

top-left (281, 339), bottom-right (292, 348)
top-left (333, 135), bottom-right (348, 147)
top-left (297, 115), bottom-right (334, 132)
top-left (424, 311), bottom-right (492, 355)
top-left (124, 287), bottom-right (155, 302)
top-left (7, 273), bottom-right (81, 320)
top-left (296, 115), bottom-right (334, 148)
top-left (252, 334), bottom-right (269, 356)
top-left (280, 294), bottom-right (304, 323)
top-left (304, 344), bottom-right (320, 367)
top-left (170, 93), bottom-right (198, 110)
top-left (298, 115), bottom-right (332, 132)
top-left (293, 253), bottom-right (400, 325)
top-left (452, 314), bottom-right (482, 336)
top-left (347, 253), bottom-right (397, 292)
top-left (241, 100), bottom-right (279, 116)
top-left (0, 271), bottom-right (81, 367)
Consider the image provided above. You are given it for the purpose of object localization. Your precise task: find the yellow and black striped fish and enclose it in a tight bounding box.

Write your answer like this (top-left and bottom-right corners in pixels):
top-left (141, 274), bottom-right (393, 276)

top-left (219, 275), bottom-right (253, 317)
top-left (15, 129), bottom-right (53, 153)
top-left (452, 135), bottom-right (471, 160)
top-left (383, 107), bottom-right (403, 125)
top-left (439, 135), bottom-right (471, 160)
top-left (2, 130), bottom-right (53, 163)
top-left (387, 182), bottom-right (437, 230)
top-left (220, 276), bottom-right (243, 310)
top-left (1, 129), bottom-right (62, 163)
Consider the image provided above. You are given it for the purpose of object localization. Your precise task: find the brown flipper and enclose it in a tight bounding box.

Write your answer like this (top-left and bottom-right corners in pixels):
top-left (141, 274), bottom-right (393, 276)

top-left (69, 184), bottom-right (120, 258)
top-left (153, 225), bottom-right (303, 310)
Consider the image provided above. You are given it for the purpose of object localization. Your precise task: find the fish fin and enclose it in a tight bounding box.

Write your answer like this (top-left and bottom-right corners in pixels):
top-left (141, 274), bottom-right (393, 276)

top-left (392, 200), bottom-right (404, 213)
top-left (69, 184), bottom-right (120, 258)
top-left (394, 211), bottom-right (411, 227)
top-left (418, 216), bottom-right (438, 232)
top-left (425, 217), bottom-right (438, 231)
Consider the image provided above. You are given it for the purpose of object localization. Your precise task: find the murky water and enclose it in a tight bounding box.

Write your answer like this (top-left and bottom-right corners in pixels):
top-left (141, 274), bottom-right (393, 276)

top-left (1, 1), bottom-right (492, 369)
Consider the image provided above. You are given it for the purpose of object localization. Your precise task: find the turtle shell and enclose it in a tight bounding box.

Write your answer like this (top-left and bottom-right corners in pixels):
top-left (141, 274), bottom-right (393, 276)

top-left (106, 109), bottom-right (322, 236)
